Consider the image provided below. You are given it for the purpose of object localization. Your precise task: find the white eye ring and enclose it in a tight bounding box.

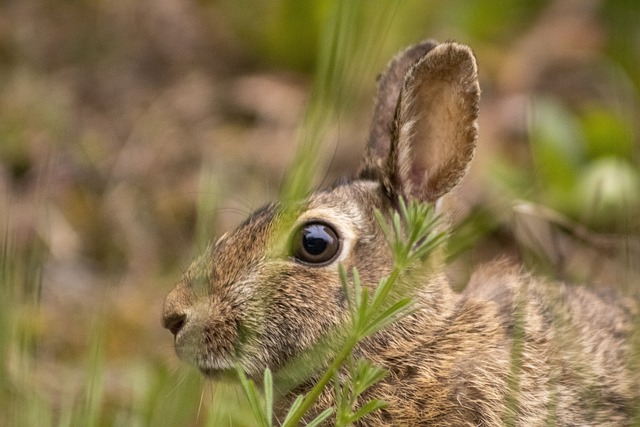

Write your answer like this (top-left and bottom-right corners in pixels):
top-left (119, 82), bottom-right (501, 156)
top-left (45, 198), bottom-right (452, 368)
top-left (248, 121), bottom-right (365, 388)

top-left (294, 208), bottom-right (358, 268)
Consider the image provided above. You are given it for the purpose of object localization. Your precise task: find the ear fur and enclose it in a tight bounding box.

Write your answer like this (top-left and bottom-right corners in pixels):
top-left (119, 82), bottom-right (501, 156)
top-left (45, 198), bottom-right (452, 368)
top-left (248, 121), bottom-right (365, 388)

top-left (363, 42), bottom-right (480, 203)
top-left (359, 40), bottom-right (439, 180)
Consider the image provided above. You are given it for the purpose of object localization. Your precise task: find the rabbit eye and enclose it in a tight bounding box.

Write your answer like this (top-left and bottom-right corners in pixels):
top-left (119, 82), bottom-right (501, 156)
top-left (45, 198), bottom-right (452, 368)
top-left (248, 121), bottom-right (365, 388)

top-left (293, 222), bottom-right (340, 265)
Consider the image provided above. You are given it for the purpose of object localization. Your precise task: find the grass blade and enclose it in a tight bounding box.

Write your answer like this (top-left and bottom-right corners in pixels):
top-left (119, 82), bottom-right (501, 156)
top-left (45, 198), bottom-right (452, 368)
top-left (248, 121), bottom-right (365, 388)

top-left (237, 366), bottom-right (269, 427)
top-left (306, 408), bottom-right (334, 427)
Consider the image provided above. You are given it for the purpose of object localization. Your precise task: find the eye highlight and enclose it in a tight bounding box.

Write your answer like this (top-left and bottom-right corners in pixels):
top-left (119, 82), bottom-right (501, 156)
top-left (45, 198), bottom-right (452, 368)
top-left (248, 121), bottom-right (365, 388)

top-left (292, 222), bottom-right (340, 265)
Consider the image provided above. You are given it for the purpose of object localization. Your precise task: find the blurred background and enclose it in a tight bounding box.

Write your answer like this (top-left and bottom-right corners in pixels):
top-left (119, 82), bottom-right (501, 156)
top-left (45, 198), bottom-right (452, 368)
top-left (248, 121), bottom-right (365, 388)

top-left (1, 0), bottom-right (639, 425)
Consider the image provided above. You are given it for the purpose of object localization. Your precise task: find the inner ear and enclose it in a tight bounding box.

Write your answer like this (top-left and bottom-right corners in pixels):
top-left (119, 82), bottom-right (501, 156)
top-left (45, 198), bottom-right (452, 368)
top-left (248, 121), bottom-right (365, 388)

top-left (388, 42), bottom-right (480, 202)
top-left (359, 40), bottom-right (439, 181)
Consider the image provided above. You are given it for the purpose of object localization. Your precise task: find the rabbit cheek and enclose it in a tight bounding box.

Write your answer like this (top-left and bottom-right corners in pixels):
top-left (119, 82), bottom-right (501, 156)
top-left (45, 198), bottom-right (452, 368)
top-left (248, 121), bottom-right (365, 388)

top-left (241, 266), bottom-right (344, 373)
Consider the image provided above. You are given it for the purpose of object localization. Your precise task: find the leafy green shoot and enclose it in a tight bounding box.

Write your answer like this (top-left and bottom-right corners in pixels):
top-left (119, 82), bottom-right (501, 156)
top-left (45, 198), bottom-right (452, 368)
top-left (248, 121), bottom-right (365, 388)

top-left (238, 199), bottom-right (445, 426)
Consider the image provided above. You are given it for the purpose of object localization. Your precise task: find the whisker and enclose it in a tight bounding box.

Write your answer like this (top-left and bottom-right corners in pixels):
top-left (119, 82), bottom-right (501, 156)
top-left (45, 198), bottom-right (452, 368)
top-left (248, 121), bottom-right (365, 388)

top-left (163, 367), bottom-right (190, 399)
top-left (196, 378), bottom-right (206, 424)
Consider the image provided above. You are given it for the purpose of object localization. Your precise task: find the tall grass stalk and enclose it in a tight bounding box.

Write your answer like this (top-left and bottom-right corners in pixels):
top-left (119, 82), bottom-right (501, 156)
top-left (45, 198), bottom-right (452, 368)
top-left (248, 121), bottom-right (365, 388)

top-left (78, 315), bottom-right (107, 427)
top-left (0, 213), bottom-right (57, 426)
top-left (280, 0), bottom-right (400, 205)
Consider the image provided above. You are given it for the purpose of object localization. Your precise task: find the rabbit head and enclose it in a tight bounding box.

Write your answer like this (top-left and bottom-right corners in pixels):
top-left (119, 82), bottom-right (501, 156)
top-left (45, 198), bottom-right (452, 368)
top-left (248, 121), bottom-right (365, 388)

top-left (162, 41), bottom-right (480, 380)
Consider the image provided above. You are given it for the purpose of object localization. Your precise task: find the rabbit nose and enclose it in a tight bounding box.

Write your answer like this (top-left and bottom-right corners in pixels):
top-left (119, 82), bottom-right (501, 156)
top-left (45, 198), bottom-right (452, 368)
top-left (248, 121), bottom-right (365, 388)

top-left (163, 311), bottom-right (187, 336)
top-left (162, 283), bottom-right (192, 336)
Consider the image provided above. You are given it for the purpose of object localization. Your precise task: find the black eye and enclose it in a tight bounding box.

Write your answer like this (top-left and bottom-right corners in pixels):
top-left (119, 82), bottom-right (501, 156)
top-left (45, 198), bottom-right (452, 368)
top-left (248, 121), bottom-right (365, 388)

top-left (293, 222), bottom-right (340, 265)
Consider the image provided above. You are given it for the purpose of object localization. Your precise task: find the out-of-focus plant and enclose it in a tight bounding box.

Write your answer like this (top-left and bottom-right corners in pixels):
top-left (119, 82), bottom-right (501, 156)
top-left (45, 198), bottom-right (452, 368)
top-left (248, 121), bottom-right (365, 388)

top-left (494, 95), bottom-right (639, 233)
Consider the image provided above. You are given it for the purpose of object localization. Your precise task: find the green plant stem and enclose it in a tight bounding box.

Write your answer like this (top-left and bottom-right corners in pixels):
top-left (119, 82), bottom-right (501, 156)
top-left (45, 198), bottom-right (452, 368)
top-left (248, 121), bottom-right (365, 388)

top-left (283, 334), bottom-right (358, 427)
top-left (283, 265), bottom-right (405, 426)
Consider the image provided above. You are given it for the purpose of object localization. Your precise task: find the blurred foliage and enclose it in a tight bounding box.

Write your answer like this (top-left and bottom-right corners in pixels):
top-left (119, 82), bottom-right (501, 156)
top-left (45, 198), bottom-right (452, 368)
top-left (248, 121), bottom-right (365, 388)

top-left (0, 0), bottom-right (639, 425)
top-left (215, 0), bottom-right (329, 72)
top-left (602, 0), bottom-right (640, 87)
top-left (495, 96), bottom-right (640, 232)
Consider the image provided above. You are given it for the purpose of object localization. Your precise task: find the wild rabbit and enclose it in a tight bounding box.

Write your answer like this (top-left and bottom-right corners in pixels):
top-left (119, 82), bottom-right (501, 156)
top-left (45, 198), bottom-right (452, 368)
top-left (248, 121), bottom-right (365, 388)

top-left (162, 40), bottom-right (639, 425)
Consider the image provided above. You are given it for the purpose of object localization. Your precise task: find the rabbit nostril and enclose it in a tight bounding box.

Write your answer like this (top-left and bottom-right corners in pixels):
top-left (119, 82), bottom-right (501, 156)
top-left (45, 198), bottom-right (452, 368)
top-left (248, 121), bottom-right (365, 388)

top-left (163, 313), bottom-right (187, 336)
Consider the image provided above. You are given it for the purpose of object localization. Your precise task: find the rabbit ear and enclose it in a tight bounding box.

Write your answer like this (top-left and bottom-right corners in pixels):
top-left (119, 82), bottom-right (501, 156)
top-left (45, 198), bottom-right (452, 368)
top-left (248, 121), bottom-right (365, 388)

top-left (364, 42), bottom-right (480, 203)
top-left (360, 40), bottom-right (439, 179)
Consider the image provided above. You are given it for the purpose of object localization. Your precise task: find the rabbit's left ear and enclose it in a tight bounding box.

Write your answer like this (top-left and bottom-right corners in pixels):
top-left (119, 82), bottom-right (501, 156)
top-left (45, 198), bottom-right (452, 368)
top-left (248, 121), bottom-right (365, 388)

top-left (365, 42), bottom-right (480, 203)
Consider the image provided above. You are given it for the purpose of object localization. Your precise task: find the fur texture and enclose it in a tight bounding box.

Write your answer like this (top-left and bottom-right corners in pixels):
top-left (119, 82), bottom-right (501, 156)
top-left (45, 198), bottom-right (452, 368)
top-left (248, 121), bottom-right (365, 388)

top-left (162, 41), bottom-right (639, 425)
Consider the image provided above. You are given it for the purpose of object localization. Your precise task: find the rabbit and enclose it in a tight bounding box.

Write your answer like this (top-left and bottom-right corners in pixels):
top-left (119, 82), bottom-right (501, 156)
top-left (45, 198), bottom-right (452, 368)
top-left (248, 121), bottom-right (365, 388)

top-left (162, 40), bottom-right (639, 426)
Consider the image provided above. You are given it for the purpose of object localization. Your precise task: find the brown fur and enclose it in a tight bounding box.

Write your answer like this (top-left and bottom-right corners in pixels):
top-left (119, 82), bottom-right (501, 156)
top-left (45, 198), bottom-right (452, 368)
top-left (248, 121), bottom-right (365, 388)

top-left (162, 41), bottom-right (639, 425)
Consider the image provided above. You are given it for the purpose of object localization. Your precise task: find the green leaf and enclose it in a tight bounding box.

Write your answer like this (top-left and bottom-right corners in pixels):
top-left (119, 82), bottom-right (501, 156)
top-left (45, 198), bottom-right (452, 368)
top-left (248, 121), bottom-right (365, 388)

top-left (410, 231), bottom-right (447, 263)
top-left (374, 208), bottom-right (391, 244)
top-left (352, 360), bottom-right (387, 398)
top-left (236, 366), bottom-right (270, 427)
top-left (352, 267), bottom-right (362, 307)
top-left (365, 298), bottom-right (414, 336)
top-left (356, 287), bottom-right (370, 334)
top-left (392, 212), bottom-right (404, 257)
top-left (306, 408), bottom-right (334, 427)
top-left (349, 399), bottom-right (388, 423)
top-left (264, 368), bottom-right (273, 425)
top-left (371, 276), bottom-right (388, 306)
top-left (339, 264), bottom-right (354, 315)
top-left (281, 395), bottom-right (305, 426)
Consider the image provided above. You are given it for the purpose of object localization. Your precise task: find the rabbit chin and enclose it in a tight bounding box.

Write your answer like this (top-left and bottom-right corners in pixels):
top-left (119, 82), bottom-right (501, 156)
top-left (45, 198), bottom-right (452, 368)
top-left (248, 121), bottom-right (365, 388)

top-left (199, 367), bottom-right (237, 381)
top-left (190, 350), bottom-right (238, 378)
top-left (196, 352), bottom-right (269, 382)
